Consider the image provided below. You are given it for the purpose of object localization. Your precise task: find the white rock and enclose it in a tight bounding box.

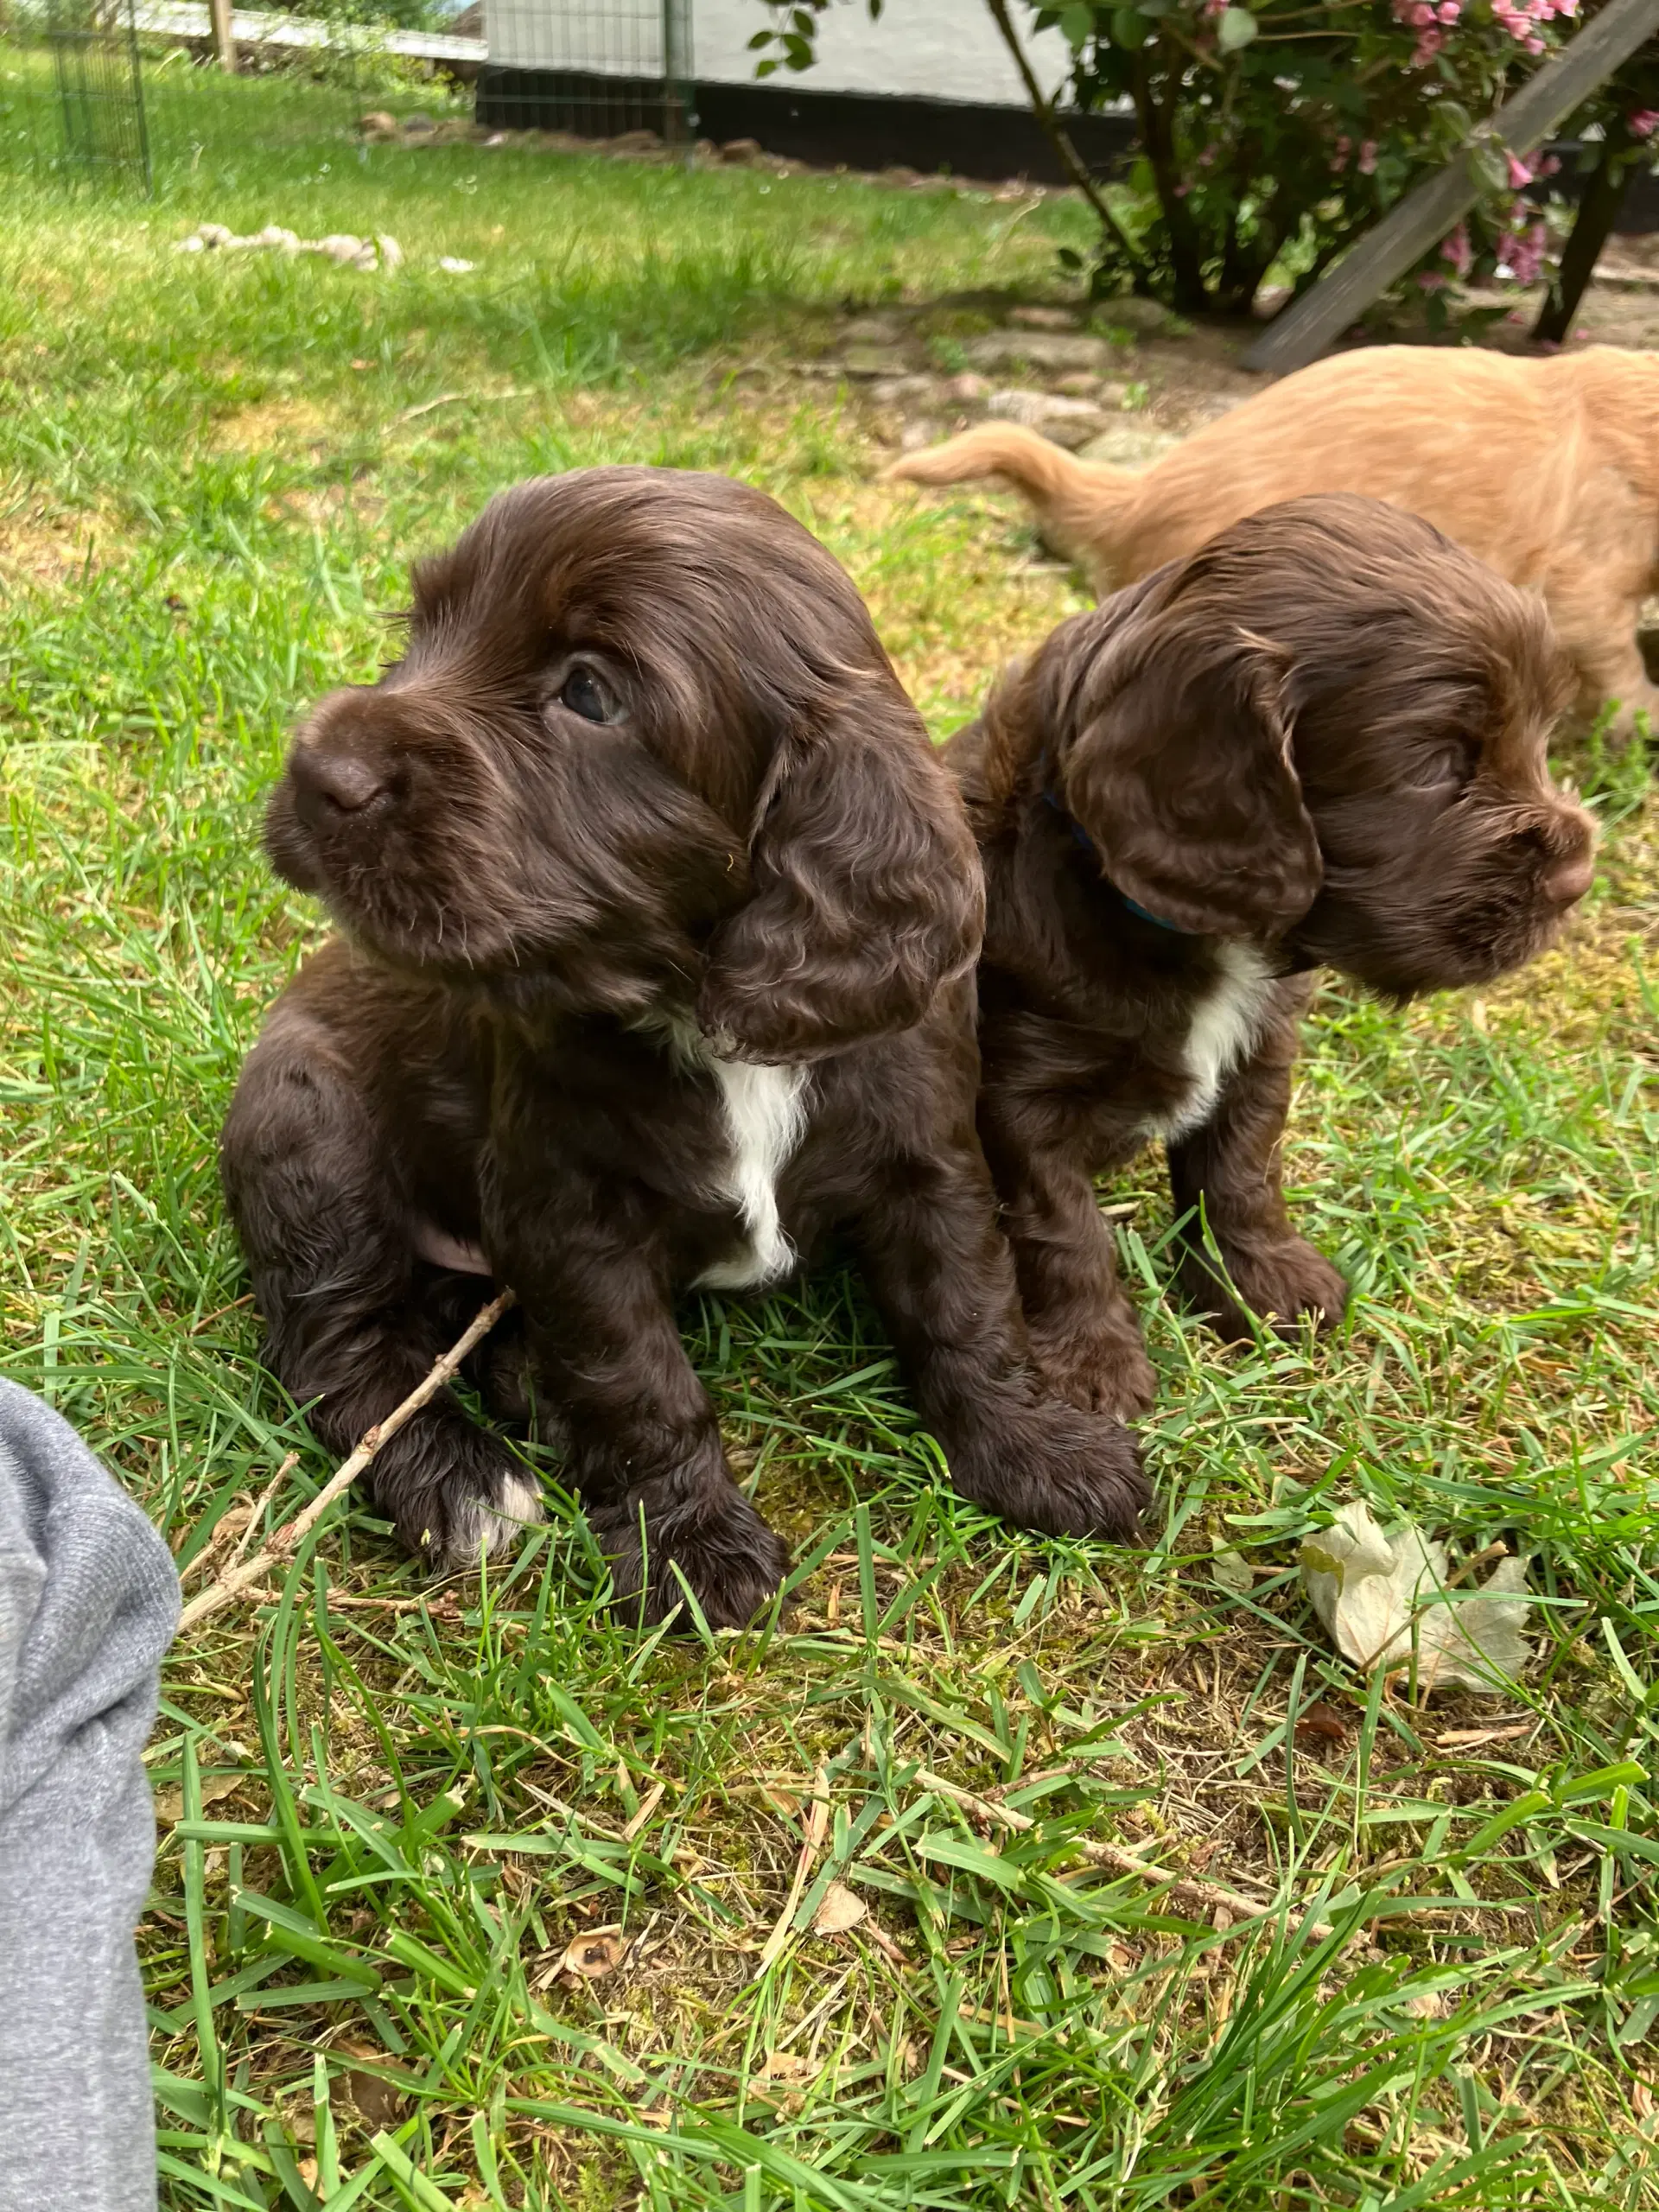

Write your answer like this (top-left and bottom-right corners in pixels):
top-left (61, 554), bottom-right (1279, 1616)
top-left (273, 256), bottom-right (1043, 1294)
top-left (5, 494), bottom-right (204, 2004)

top-left (438, 256), bottom-right (476, 274)
top-left (963, 329), bottom-right (1114, 373)
top-left (375, 232), bottom-right (404, 270)
top-left (1076, 423), bottom-right (1180, 469)
top-left (985, 387), bottom-right (1109, 448)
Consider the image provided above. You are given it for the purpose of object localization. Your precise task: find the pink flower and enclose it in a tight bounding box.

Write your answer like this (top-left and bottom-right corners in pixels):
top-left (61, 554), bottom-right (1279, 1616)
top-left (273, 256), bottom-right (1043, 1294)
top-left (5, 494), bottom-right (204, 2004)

top-left (1506, 152), bottom-right (1535, 188)
top-left (1492, 0), bottom-right (1549, 40)
top-left (1417, 272), bottom-right (1449, 291)
top-left (1497, 219), bottom-right (1548, 287)
top-left (1402, 1), bottom-right (1434, 22)
top-left (1435, 0), bottom-right (1460, 16)
top-left (1440, 221), bottom-right (1472, 276)
top-left (1631, 110), bottom-right (1659, 141)
top-left (1332, 133), bottom-right (1351, 172)
top-left (1410, 24), bottom-right (1445, 60)
top-left (1358, 140), bottom-right (1378, 175)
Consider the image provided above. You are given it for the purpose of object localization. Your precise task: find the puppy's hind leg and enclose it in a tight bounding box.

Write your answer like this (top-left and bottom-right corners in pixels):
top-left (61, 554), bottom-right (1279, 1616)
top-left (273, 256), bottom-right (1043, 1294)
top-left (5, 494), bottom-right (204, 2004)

top-left (1544, 522), bottom-right (1659, 741)
top-left (220, 1033), bottom-right (542, 1569)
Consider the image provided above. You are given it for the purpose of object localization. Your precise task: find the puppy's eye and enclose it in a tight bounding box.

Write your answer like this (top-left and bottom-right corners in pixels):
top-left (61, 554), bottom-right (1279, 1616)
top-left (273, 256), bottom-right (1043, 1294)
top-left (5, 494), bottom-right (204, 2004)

top-left (1414, 741), bottom-right (1473, 791)
top-left (558, 665), bottom-right (614, 723)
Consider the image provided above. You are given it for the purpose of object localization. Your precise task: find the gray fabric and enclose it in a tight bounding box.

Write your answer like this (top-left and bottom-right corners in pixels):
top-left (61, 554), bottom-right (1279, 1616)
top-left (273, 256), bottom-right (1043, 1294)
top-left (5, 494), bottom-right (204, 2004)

top-left (0, 1377), bottom-right (179, 2212)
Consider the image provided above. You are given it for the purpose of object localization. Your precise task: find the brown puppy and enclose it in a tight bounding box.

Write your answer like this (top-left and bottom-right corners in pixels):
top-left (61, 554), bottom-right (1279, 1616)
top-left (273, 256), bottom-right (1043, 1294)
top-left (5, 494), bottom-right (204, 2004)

top-left (893, 344), bottom-right (1659, 736)
top-left (948, 494), bottom-right (1596, 1417)
top-left (221, 468), bottom-right (1146, 1629)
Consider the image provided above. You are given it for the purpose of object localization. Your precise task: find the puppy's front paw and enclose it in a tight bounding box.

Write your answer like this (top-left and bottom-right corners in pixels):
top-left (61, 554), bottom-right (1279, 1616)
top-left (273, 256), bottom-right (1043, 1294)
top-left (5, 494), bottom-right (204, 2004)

top-left (1185, 1236), bottom-right (1348, 1344)
top-left (1029, 1320), bottom-right (1158, 1421)
top-left (945, 1395), bottom-right (1149, 1542)
top-left (373, 1421), bottom-right (545, 1570)
top-left (594, 1483), bottom-right (791, 1630)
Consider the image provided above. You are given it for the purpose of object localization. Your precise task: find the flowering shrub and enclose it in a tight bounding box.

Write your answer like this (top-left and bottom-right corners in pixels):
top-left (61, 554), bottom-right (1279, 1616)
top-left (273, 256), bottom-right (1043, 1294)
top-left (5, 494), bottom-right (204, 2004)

top-left (755, 1), bottom-right (1659, 322)
top-left (1032, 0), bottom-right (1657, 315)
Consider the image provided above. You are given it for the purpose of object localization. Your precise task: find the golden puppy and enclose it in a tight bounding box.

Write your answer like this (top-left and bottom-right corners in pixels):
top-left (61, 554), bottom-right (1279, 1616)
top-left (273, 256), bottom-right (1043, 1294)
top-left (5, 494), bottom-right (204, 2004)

top-left (889, 343), bottom-right (1659, 736)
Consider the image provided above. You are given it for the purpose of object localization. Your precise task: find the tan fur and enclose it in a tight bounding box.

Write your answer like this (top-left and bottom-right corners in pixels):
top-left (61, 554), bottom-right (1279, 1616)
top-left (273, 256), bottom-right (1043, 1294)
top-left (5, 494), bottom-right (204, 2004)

top-left (889, 345), bottom-right (1659, 734)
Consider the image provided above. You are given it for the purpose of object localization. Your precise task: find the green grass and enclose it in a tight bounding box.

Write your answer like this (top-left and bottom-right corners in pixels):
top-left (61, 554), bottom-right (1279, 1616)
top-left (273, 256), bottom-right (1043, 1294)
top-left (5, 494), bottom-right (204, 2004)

top-left (3, 74), bottom-right (1659, 2212)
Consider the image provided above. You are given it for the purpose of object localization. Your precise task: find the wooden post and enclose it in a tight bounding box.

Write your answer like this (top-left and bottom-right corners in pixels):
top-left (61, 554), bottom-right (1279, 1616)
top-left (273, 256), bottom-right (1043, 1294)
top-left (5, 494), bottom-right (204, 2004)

top-left (1242, 0), bottom-right (1659, 376)
top-left (1534, 116), bottom-right (1634, 342)
top-left (207, 0), bottom-right (236, 73)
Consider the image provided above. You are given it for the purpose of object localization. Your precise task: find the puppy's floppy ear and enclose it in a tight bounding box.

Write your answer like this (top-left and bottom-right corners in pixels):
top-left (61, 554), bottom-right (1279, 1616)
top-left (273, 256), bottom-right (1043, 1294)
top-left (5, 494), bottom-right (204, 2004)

top-left (1058, 612), bottom-right (1321, 938)
top-left (697, 685), bottom-right (984, 1062)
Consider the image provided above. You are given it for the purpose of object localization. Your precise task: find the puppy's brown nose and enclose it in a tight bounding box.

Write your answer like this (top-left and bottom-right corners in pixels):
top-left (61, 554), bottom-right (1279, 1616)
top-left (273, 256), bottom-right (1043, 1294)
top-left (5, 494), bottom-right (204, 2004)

top-left (290, 745), bottom-right (388, 820)
top-left (1544, 849), bottom-right (1594, 907)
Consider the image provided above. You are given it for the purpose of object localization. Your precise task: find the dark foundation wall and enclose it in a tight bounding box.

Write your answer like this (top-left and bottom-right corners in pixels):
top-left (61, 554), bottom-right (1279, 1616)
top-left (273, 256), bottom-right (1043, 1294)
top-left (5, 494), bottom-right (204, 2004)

top-left (474, 69), bottom-right (1136, 185)
top-left (473, 70), bottom-right (1659, 231)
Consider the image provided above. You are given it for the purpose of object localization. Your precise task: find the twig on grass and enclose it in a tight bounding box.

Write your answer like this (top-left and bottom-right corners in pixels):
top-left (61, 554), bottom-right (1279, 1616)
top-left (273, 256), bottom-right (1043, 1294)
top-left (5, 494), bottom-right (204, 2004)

top-left (189, 1291), bottom-right (255, 1335)
top-left (754, 1765), bottom-right (830, 1976)
top-left (178, 1451), bottom-right (300, 1580)
top-left (226, 1452), bottom-right (301, 1571)
top-left (394, 391), bottom-right (466, 424)
top-left (393, 388), bottom-right (528, 427)
top-left (912, 1768), bottom-right (1336, 1941)
top-left (176, 1290), bottom-right (516, 1634)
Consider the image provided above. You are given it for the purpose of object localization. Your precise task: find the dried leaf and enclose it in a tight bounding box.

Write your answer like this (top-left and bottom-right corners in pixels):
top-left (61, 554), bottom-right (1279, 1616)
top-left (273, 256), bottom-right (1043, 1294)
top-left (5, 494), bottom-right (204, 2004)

top-left (1295, 1701), bottom-right (1349, 1746)
top-left (622, 1782), bottom-right (665, 1841)
top-left (757, 2050), bottom-right (814, 2080)
top-left (1300, 1502), bottom-right (1531, 1693)
top-left (346, 2070), bottom-right (405, 2128)
top-left (559, 1931), bottom-right (627, 1980)
top-left (153, 1771), bottom-right (242, 1827)
top-left (1210, 1546), bottom-right (1254, 1597)
top-left (812, 1882), bottom-right (867, 1936)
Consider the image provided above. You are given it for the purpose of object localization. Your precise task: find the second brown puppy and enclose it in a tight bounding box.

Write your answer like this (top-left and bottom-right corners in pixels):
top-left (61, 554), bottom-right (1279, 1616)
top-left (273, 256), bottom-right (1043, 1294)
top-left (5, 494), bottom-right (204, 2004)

top-left (949, 493), bottom-right (1596, 1417)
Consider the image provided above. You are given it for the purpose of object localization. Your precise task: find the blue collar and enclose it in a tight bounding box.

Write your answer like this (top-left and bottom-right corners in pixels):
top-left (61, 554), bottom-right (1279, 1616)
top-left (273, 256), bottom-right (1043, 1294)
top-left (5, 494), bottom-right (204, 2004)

top-left (1039, 784), bottom-right (1189, 934)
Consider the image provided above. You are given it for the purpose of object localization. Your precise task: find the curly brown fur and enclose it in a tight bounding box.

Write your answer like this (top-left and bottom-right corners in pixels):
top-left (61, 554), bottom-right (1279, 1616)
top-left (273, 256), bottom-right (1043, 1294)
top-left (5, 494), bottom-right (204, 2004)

top-left (892, 344), bottom-right (1659, 738)
top-left (949, 493), bottom-right (1596, 1417)
top-left (222, 468), bottom-right (1147, 1628)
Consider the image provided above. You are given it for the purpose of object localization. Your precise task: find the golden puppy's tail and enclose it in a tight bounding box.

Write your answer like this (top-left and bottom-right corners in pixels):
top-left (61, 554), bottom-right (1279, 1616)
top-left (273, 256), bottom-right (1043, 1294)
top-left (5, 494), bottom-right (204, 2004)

top-left (886, 423), bottom-right (1134, 572)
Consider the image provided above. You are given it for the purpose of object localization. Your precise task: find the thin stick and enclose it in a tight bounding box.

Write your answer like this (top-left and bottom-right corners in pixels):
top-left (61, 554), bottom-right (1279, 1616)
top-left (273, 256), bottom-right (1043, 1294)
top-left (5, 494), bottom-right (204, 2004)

top-left (226, 1452), bottom-right (301, 1571)
top-left (177, 1291), bottom-right (516, 1633)
top-left (755, 1766), bottom-right (830, 1976)
top-left (981, 0), bottom-right (1149, 283)
top-left (912, 1769), bottom-right (1334, 1940)
top-left (190, 1292), bottom-right (255, 1336)
top-left (179, 1451), bottom-right (301, 1583)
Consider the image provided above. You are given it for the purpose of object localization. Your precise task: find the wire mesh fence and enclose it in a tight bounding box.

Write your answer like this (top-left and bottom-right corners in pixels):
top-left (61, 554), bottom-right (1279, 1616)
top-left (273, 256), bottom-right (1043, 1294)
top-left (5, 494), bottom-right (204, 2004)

top-left (0, 0), bottom-right (703, 194)
top-left (0, 0), bottom-right (697, 194)
top-left (477, 0), bottom-right (691, 145)
top-left (2, 0), bottom-right (151, 187)
top-left (0, 0), bottom-right (387, 193)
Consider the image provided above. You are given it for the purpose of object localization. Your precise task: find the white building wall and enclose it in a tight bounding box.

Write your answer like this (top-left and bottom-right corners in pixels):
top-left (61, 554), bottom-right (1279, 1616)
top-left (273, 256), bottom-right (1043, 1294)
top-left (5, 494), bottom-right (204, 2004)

top-left (486, 0), bottom-right (1072, 105)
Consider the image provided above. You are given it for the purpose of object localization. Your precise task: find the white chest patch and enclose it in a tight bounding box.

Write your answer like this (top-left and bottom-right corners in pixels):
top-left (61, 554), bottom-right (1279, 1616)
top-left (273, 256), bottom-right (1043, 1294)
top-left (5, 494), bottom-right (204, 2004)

top-left (691, 1051), bottom-right (810, 1292)
top-left (1142, 943), bottom-right (1278, 1143)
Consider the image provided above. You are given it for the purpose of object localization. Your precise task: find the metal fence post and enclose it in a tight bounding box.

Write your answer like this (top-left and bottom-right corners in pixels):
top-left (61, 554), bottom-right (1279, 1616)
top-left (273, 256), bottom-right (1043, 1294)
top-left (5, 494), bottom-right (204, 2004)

top-left (207, 0), bottom-right (238, 73)
top-left (662, 0), bottom-right (692, 153)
